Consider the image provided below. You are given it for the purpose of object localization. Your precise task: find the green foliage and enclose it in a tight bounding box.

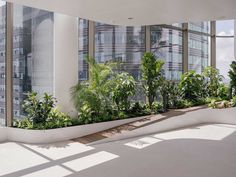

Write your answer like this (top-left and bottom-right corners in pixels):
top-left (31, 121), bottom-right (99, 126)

top-left (232, 96), bottom-right (236, 107)
top-left (111, 72), bottom-right (136, 113)
top-left (159, 80), bottom-right (179, 111)
top-left (71, 57), bottom-right (114, 123)
top-left (179, 71), bottom-right (205, 101)
top-left (141, 52), bottom-right (164, 108)
top-left (22, 91), bottom-right (56, 124)
top-left (217, 84), bottom-right (229, 100)
top-left (229, 60), bottom-right (236, 97)
top-left (203, 66), bottom-right (224, 98)
top-left (152, 102), bottom-right (164, 113)
top-left (14, 91), bottom-right (73, 129)
top-left (208, 98), bottom-right (233, 109)
top-left (128, 102), bottom-right (151, 117)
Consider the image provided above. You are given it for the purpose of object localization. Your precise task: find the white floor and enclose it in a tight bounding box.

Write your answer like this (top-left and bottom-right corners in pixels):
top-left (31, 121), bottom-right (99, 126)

top-left (1, 124), bottom-right (236, 177)
top-left (125, 124), bottom-right (236, 149)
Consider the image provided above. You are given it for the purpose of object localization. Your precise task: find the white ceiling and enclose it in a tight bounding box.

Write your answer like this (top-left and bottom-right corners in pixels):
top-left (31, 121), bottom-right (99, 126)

top-left (5, 0), bottom-right (236, 26)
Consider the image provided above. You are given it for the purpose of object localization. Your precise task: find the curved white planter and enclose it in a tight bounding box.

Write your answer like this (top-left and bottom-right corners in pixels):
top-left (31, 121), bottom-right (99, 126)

top-left (0, 115), bottom-right (149, 144)
top-left (92, 107), bottom-right (236, 144)
top-left (1, 107), bottom-right (236, 144)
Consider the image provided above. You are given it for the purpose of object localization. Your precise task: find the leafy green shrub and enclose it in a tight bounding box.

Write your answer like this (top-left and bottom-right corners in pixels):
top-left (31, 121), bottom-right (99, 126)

top-left (14, 118), bottom-right (33, 129)
top-left (232, 96), bottom-right (236, 107)
top-left (111, 72), bottom-right (136, 113)
top-left (229, 60), bottom-right (236, 97)
top-left (141, 52), bottom-right (164, 108)
top-left (179, 71), bottom-right (205, 101)
top-left (71, 57), bottom-right (114, 122)
top-left (203, 67), bottom-right (224, 98)
top-left (152, 102), bottom-right (164, 113)
top-left (14, 91), bottom-right (72, 129)
top-left (208, 99), bottom-right (232, 109)
top-left (208, 99), bottom-right (218, 109)
top-left (217, 84), bottom-right (229, 100)
top-left (22, 91), bottom-right (56, 124)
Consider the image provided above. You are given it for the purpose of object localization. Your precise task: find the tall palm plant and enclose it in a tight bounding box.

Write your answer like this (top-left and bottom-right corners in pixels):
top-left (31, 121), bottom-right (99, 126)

top-left (71, 57), bottom-right (113, 120)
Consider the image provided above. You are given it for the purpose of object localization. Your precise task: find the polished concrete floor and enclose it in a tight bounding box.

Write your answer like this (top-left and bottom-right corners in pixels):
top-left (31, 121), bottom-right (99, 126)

top-left (1, 124), bottom-right (236, 177)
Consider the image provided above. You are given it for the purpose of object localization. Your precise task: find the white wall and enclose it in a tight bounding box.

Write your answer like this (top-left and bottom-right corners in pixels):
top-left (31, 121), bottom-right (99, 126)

top-left (235, 20), bottom-right (236, 59)
top-left (54, 14), bottom-right (78, 116)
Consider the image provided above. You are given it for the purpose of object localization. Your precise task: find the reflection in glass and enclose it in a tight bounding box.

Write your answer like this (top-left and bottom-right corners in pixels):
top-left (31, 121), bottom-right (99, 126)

top-left (78, 19), bottom-right (89, 81)
top-left (94, 23), bottom-right (146, 80)
top-left (13, 5), bottom-right (54, 120)
top-left (188, 33), bottom-right (210, 73)
top-left (189, 22), bottom-right (210, 34)
top-left (151, 26), bottom-right (183, 80)
top-left (0, 0), bottom-right (6, 125)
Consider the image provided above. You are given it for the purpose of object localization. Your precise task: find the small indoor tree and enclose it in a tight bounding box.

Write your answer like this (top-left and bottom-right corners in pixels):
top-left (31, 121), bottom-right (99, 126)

top-left (203, 66), bottom-right (223, 98)
top-left (71, 57), bottom-right (113, 122)
top-left (141, 52), bottom-right (164, 108)
top-left (229, 60), bottom-right (236, 98)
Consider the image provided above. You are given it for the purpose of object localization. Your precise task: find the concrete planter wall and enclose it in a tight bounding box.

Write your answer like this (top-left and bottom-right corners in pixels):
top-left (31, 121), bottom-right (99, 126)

top-left (0, 115), bottom-right (149, 144)
top-left (1, 107), bottom-right (236, 144)
top-left (93, 107), bottom-right (236, 144)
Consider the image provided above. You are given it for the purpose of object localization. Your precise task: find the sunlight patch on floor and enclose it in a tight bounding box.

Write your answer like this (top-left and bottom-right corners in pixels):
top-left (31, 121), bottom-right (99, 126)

top-left (124, 124), bottom-right (236, 150)
top-left (21, 165), bottom-right (72, 177)
top-left (0, 142), bottom-right (49, 176)
top-left (153, 124), bottom-right (236, 141)
top-left (125, 137), bottom-right (162, 149)
top-left (24, 141), bottom-right (94, 160)
top-left (63, 151), bottom-right (119, 172)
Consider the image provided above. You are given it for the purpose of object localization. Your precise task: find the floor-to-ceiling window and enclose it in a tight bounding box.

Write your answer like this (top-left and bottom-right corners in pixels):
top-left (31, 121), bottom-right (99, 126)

top-left (13, 4), bottom-right (54, 120)
top-left (0, 0), bottom-right (6, 125)
top-left (151, 25), bottom-right (183, 80)
top-left (188, 22), bottom-right (211, 73)
top-left (78, 19), bottom-right (89, 81)
top-left (94, 23), bottom-right (146, 80)
top-left (216, 20), bottom-right (235, 83)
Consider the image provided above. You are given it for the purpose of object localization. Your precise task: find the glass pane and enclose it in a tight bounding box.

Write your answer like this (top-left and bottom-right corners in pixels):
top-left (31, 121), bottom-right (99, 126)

top-left (0, 0), bottom-right (6, 126)
top-left (13, 5), bottom-right (54, 120)
top-left (94, 23), bottom-right (146, 80)
top-left (216, 37), bottom-right (234, 82)
top-left (151, 26), bottom-right (183, 81)
top-left (172, 23), bottom-right (183, 28)
top-left (189, 21), bottom-right (210, 34)
top-left (188, 33), bottom-right (210, 73)
top-left (78, 19), bottom-right (89, 81)
top-left (216, 20), bottom-right (234, 36)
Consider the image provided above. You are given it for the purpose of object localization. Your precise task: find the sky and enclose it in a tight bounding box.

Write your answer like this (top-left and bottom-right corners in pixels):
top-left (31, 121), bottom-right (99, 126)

top-left (0, 1), bottom-right (5, 7)
top-left (216, 20), bottom-right (235, 80)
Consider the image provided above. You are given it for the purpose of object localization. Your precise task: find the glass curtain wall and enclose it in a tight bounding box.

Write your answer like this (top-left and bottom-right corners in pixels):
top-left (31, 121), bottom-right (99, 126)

top-left (13, 5), bottom-right (54, 120)
top-left (0, 0), bottom-right (6, 125)
top-left (94, 23), bottom-right (146, 80)
top-left (188, 22), bottom-right (211, 73)
top-left (78, 19), bottom-right (89, 81)
top-left (151, 26), bottom-right (183, 80)
top-left (216, 20), bottom-right (235, 83)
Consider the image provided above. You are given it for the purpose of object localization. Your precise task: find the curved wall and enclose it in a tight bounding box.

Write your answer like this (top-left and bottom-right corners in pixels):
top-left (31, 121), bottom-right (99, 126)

top-left (0, 107), bottom-right (236, 144)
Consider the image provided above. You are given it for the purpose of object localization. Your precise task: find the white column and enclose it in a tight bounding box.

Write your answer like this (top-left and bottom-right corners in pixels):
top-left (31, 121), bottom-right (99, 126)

top-left (54, 13), bottom-right (78, 116)
top-left (235, 20), bottom-right (236, 59)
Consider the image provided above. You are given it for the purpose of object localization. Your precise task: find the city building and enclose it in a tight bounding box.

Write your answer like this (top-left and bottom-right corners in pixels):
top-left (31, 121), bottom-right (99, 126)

top-left (79, 21), bottom-right (210, 81)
